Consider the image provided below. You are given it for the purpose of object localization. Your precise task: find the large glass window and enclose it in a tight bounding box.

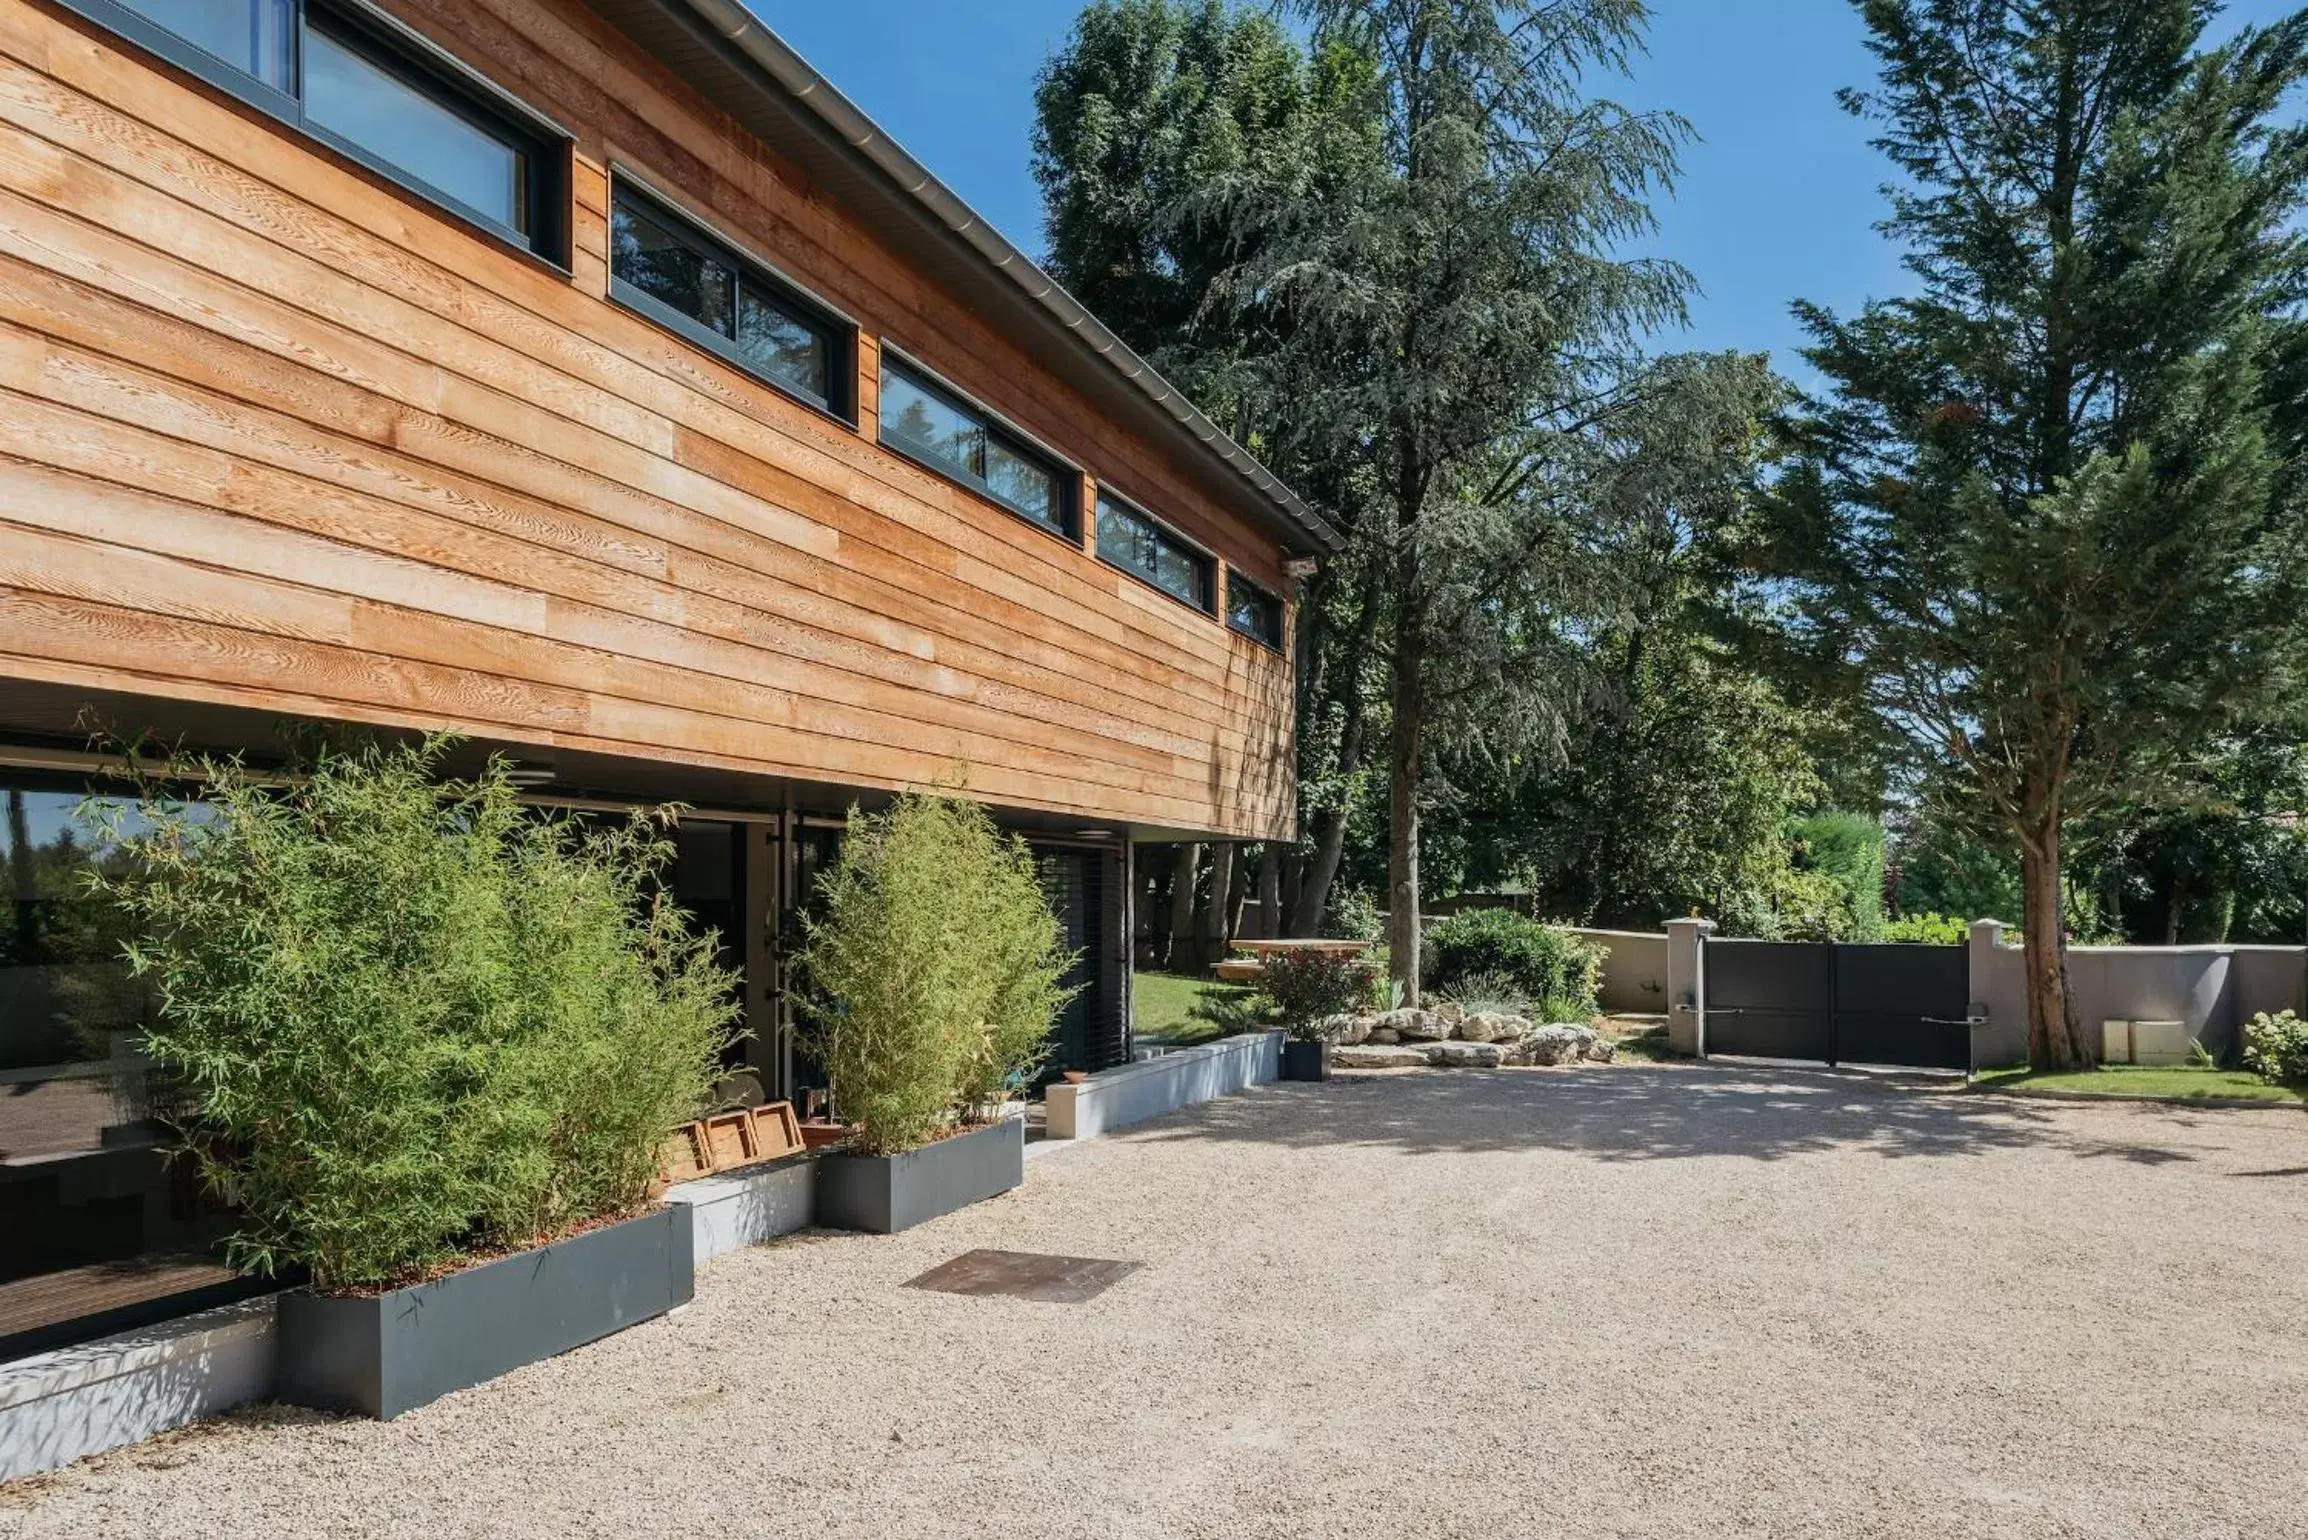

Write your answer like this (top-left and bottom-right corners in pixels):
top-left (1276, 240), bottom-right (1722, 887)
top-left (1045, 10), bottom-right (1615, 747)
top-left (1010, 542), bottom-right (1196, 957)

top-left (1227, 571), bottom-right (1284, 649)
top-left (879, 361), bottom-right (1069, 534)
top-left (66, 0), bottom-right (564, 260)
top-left (610, 182), bottom-right (848, 416)
top-left (1096, 495), bottom-right (1213, 611)
top-left (2, 780), bottom-right (253, 1361)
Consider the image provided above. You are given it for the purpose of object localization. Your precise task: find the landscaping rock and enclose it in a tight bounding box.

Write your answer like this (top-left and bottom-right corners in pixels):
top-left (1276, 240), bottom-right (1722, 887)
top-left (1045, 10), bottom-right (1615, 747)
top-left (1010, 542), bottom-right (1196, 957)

top-left (1520, 1024), bottom-right (1600, 1067)
top-left (1377, 1008), bottom-right (1451, 1042)
top-left (1322, 1014), bottom-right (1372, 1046)
top-left (1433, 1001), bottom-right (1466, 1029)
top-left (1332, 1044), bottom-right (1431, 1070)
top-left (1582, 1037), bottom-right (1618, 1063)
top-left (1426, 1040), bottom-right (1504, 1068)
top-left (1458, 1012), bottom-right (1530, 1045)
top-left (1367, 1028), bottom-right (1400, 1044)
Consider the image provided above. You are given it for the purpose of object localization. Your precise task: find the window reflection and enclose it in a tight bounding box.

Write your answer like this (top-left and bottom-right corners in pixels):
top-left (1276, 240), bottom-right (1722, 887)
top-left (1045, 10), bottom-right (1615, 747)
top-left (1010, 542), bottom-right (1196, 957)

top-left (301, 20), bottom-right (531, 235)
top-left (113, 0), bottom-right (295, 92)
top-left (2, 783), bottom-right (239, 1357)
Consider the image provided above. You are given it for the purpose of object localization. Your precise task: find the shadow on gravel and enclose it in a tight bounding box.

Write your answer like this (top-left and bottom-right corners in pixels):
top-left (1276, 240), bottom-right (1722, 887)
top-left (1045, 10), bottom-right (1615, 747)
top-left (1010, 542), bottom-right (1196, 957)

top-left (1132, 1064), bottom-right (2215, 1165)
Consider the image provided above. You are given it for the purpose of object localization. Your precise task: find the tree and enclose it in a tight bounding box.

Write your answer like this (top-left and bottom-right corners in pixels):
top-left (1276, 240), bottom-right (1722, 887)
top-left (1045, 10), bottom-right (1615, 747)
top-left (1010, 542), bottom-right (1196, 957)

top-left (1762, 0), bottom-right (2308, 1064)
top-left (1201, 0), bottom-right (1688, 998)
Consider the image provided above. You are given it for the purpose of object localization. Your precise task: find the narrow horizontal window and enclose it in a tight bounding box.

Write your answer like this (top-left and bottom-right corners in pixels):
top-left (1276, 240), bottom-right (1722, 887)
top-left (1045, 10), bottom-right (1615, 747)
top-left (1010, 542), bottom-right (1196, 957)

top-left (302, 17), bottom-right (537, 242)
top-left (64, 0), bottom-right (566, 262)
top-left (114, 0), bottom-right (294, 91)
top-left (1097, 495), bottom-right (1212, 612)
top-left (610, 181), bottom-right (851, 418)
top-left (1227, 571), bottom-right (1284, 649)
top-left (880, 361), bottom-right (1072, 535)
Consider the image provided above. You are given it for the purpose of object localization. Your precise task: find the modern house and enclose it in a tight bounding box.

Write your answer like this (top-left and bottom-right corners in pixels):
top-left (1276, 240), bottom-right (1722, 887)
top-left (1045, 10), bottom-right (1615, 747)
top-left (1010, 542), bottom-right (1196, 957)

top-left (0, 0), bottom-right (1336, 1363)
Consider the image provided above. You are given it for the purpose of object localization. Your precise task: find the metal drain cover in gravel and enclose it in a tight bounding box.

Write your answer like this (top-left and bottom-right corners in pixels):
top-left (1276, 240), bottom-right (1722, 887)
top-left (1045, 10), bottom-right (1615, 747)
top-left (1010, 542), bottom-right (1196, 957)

top-left (904, 1249), bottom-right (1141, 1304)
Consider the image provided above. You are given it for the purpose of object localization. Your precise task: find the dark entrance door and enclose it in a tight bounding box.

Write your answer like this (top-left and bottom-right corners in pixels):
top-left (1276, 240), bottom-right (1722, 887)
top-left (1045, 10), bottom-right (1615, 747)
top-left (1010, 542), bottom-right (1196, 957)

top-left (1705, 940), bottom-right (1971, 1071)
top-left (1033, 846), bottom-right (1103, 1077)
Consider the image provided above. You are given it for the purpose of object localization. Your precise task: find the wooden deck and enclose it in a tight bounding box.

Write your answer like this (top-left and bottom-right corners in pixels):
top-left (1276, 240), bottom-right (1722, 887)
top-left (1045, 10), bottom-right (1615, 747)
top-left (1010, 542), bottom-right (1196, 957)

top-left (0, 1255), bottom-right (251, 1360)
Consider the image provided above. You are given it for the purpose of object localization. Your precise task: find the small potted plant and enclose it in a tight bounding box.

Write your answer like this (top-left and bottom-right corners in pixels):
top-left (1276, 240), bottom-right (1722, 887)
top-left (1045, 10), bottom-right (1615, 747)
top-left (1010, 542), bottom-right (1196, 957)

top-left (798, 792), bottom-right (1076, 1232)
top-left (1259, 951), bottom-right (1375, 1082)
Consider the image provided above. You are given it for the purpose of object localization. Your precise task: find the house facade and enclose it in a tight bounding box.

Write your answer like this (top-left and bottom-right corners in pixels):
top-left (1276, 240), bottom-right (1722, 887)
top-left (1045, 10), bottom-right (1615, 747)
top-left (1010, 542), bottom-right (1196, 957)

top-left (0, 0), bottom-right (1333, 1359)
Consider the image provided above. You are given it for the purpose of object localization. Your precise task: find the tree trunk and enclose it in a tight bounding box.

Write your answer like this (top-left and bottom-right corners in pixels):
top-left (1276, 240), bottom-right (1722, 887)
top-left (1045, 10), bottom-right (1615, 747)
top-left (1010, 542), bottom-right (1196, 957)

top-left (1166, 843), bottom-right (1202, 971)
top-left (1198, 842), bottom-right (1237, 971)
top-left (1387, 625), bottom-right (1424, 1004)
top-left (1253, 845), bottom-right (1280, 940)
top-left (2020, 828), bottom-right (2087, 1068)
top-left (1289, 573), bottom-right (1385, 936)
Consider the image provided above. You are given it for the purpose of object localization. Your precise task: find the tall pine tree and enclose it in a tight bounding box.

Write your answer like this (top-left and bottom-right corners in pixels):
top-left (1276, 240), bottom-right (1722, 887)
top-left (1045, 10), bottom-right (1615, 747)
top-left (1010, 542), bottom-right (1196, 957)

top-left (1765, 0), bottom-right (2308, 1065)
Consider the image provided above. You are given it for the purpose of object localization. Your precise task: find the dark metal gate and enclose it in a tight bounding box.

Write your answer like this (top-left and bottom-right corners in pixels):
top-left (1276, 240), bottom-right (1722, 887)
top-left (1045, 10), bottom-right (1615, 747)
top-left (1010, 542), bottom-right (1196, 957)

top-left (1705, 940), bottom-right (1972, 1071)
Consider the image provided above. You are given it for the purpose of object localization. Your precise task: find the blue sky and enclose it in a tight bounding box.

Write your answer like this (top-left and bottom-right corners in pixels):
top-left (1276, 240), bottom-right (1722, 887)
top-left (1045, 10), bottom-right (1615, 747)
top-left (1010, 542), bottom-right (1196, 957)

top-left (767, 1), bottom-right (2299, 389)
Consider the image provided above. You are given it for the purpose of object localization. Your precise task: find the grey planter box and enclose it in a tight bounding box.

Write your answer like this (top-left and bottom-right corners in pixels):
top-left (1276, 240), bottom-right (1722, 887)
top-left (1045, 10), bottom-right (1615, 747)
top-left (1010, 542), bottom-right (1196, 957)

top-left (1281, 1041), bottom-right (1332, 1081)
top-left (276, 1205), bottom-right (692, 1420)
top-left (815, 1117), bottom-right (1023, 1233)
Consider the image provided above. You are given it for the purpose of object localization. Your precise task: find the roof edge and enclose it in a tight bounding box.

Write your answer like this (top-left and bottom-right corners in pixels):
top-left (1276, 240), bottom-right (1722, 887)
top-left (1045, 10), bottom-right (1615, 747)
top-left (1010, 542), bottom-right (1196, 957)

top-left (636, 0), bottom-right (1343, 556)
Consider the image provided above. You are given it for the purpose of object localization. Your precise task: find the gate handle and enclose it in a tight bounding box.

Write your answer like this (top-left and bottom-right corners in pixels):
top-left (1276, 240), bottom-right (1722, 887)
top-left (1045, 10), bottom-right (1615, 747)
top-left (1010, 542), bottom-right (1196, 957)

top-left (1921, 1016), bottom-right (1986, 1027)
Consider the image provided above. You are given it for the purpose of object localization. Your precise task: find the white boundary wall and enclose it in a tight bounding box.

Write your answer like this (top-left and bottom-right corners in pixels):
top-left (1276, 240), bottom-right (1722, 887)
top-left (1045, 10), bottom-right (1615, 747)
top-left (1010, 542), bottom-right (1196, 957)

top-left (0, 1296), bottom-right (277, 1483)
top-left (1045, 1031), bottom-right (1282, 1141)
top-left (663, 1156), bottom-right (816, 1265)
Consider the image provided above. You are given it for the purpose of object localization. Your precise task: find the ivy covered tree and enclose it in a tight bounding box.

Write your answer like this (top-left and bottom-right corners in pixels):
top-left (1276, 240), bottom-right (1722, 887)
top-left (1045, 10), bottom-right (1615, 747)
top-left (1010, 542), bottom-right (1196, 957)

top-left (1761, 0), bottom-right (2308, 1065)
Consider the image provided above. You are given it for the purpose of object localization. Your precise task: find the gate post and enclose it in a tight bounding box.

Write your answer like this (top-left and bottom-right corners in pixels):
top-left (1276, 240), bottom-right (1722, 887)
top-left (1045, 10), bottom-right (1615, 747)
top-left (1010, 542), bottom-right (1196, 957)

top-left (1665, 917), bottom-right (1715, 1057)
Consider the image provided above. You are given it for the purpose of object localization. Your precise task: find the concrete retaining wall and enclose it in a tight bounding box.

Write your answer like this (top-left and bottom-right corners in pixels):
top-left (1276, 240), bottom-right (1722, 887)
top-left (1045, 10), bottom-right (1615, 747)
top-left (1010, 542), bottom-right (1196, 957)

top-left (1566, 928), bottom-right (1671, 1014)
top-left (663, 1156), bottom-right (815, 1264)
top-left (0, 1296), bottom-right (277, 1483)
top-left (1046, 1031), bottom-right (1281, 1141)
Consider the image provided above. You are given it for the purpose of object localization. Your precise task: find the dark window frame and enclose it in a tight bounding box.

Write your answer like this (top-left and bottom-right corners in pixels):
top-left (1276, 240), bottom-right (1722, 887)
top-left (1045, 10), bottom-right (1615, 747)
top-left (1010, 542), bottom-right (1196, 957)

top-left (606, 175), bottom-right (857, 424)
top-left (1226, 570), bottom-right (1286, 651)
top-left (1095, 491), bottom-right (1215, 615)
top-left (877, 354), bottom-right (1079, 539)
top-left (54, 0), bottom-right (570, 268)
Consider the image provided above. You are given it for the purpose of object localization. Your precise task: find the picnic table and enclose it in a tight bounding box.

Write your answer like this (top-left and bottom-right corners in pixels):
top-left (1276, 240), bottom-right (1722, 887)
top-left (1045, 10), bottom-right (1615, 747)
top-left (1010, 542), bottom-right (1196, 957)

top-left (1212, 936), bottom-right (1375, 981)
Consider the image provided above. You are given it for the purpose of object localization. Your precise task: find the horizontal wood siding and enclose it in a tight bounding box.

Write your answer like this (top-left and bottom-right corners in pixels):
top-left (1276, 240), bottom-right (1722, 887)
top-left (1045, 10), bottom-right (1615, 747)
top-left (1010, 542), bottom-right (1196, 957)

top-left (0, 0), bottom-right (1296, 836)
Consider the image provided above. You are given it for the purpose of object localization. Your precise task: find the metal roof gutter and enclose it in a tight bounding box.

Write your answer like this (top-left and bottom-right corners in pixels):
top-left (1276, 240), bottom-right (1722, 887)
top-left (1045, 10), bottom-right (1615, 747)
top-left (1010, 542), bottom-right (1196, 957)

top-left (599, 0), bottom-right (1342, 556)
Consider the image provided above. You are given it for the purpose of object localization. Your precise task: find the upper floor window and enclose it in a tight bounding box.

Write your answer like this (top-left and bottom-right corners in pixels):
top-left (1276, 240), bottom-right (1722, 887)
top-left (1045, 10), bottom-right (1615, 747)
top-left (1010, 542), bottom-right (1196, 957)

top-left (79, 0), bottom-right (565, 261)
top-left (609, 180), bottom-right (852, 419)
top-left (1097, 495), bottom-right (1212, 612)
top-left (880, 361), bottom-right (1072, 535)
top-left (1227, 571), bottom-right (1284, 650)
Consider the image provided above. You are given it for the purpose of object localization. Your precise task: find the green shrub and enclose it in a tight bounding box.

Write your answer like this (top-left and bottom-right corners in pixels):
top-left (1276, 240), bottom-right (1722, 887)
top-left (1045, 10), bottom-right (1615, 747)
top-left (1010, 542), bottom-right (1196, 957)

top-left (84, 739), bottom-right (737, 1291)
top-left (1324, 886), bottom-right (1384, 943)
top-left (1423, 910), bottom-right (1602, 1022)
top-left (1884, 912), bottom-right (1968, 945)
top-left (798, 793), bottom-right (1077, 1155)
top-left (2243, 1010), bottom-right (2308, 1085)
top-left (1256, 950), bottom-right (1374, 1040)
top-left (1439, 969), bottom-right (1531, 1019)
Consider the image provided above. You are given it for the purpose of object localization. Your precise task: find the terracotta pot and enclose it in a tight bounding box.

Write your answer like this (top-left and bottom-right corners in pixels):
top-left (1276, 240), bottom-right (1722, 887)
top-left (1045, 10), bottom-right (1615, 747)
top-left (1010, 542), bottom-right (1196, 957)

top-left (1062, 1070), bottom-right (1089, 1084)
top-left (798, 1120), bottom-right (850, 1151)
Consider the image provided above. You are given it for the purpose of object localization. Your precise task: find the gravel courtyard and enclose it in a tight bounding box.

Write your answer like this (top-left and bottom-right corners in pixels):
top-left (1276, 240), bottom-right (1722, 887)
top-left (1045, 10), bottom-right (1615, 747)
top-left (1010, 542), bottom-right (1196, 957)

top-left (6, 1065), bottom-right (2306, 1540)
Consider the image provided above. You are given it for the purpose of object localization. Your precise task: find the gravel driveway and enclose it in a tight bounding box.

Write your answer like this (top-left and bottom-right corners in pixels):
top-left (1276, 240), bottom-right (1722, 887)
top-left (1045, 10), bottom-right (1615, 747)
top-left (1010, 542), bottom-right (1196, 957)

top-left (6, 1064), bottom-right (2306, 1540)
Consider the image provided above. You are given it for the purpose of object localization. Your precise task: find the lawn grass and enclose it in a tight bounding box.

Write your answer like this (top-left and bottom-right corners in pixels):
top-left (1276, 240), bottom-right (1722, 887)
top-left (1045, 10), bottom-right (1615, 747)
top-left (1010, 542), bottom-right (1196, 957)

top-left (1972, 1063), bottom-right (2308, 1105)
top-left (1597, 1016), bottom-right (1683, 1063)
top-left (1133, 969), bottom-right (1270, 1047)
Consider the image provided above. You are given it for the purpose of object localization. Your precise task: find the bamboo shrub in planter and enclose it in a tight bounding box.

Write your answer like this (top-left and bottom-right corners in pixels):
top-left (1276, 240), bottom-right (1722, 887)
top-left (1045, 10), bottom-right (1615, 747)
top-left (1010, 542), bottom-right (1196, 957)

top-left (797, 792), bottom-right (1076, 1230)
top-left (84, 738), bottom-right (739, 1416)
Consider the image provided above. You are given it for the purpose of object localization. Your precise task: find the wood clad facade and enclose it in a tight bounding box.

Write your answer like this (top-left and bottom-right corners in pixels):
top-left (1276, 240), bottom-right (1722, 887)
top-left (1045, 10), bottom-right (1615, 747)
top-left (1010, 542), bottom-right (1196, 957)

top-left (0, 0), bottom-right (1306, 838)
